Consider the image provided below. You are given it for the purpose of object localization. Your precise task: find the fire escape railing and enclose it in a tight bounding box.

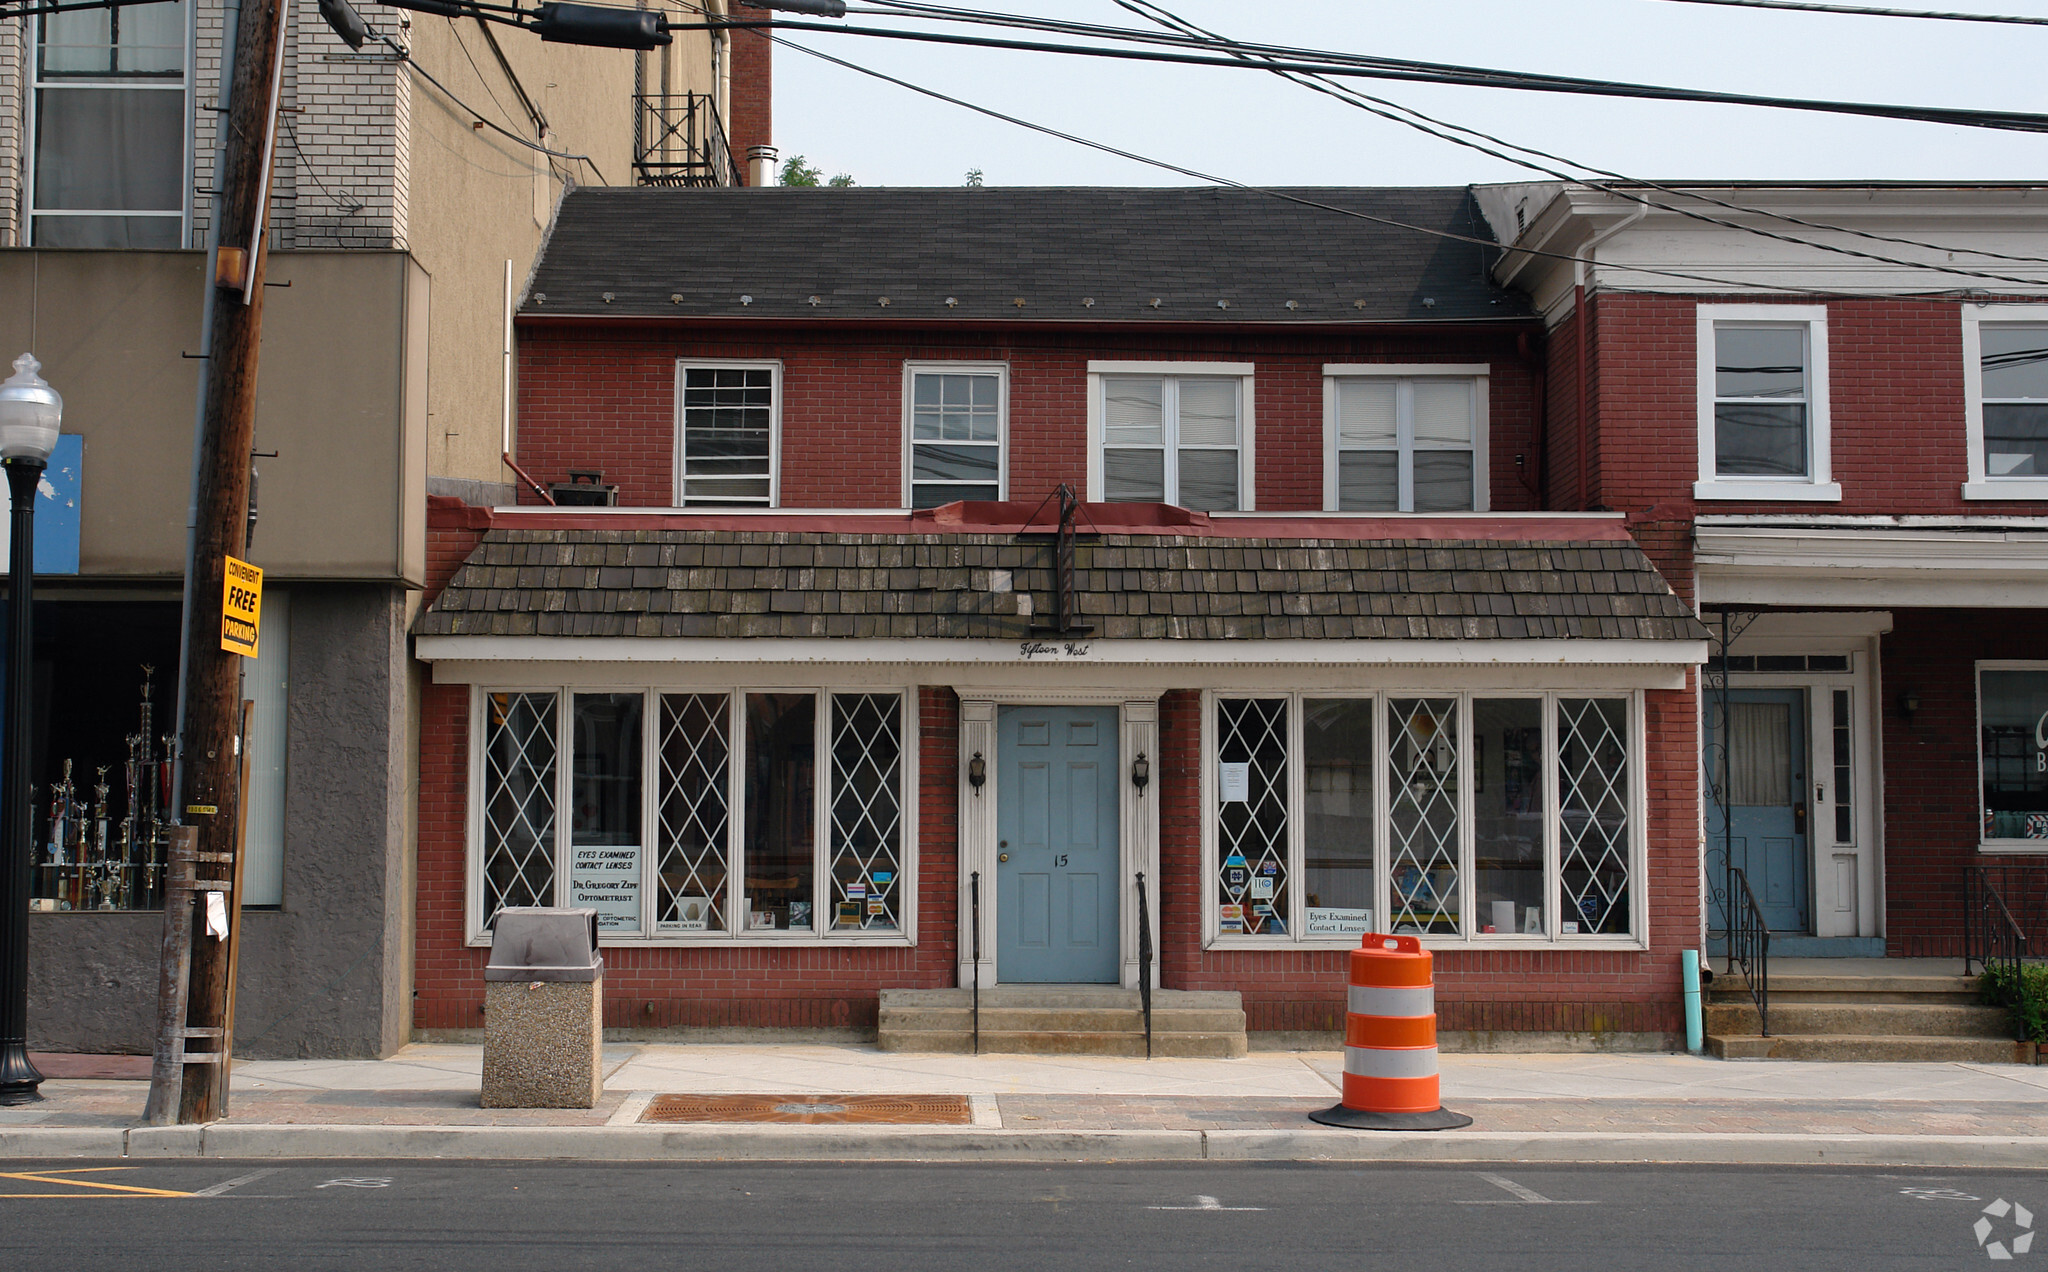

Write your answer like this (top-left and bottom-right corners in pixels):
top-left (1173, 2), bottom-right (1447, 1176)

top-left (633, 93), bottom-right (741, 188)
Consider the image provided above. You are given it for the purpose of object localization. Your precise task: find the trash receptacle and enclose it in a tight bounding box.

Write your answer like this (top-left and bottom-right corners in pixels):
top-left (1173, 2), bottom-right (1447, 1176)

top-left (481, 907), bottom-right (603, 1109)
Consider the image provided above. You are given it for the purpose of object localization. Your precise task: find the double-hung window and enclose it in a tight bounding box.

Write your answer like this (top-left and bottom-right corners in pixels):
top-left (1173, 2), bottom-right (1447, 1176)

top-left (1089, 363), bottom-right (1253, 511)
top-left (1324, 365), bottom-right (1489, 512)
top-left (474, 687), bottom-right (910, 941)
top-left (1207, 691), bottom-right (1640, 946)
top-left (29, 0), bottom-right (188, 247)
top-left (1962, 307), bottom-right (2048, 499)
top-left (905, 363), bottom-right (1005, 507)
top-left (1695, 306), bottom-right (1838, 501)
top-left (675, 361), bottom-right (778, 506)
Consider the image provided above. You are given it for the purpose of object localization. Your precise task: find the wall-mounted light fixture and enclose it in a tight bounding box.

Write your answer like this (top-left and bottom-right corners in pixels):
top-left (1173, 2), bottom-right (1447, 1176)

top-left (1900, 689), bottom-right (1921, 724)
top-left (967, 751), bottom-right (986, 792)
top-left (1131, 751), bottom-right (1150, 791)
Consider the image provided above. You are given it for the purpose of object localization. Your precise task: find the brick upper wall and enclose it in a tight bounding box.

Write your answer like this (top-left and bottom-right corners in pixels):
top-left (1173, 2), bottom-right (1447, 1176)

top-left (1586, 292), bottom-right (2048, 517)
top-left (512, 323), bottom-right (1542, 514)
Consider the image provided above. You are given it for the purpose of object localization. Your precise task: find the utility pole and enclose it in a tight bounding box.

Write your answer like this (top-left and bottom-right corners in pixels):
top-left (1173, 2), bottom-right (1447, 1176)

top-left (143, 0), bottom-right (290, 1126)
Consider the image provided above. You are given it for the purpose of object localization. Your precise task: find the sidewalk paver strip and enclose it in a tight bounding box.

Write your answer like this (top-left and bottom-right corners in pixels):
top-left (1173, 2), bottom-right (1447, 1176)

top-left (640, 1094), bottom-right (972, 1125)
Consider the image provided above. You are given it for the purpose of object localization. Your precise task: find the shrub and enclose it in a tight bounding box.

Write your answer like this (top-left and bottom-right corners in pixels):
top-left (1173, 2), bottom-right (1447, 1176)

top-left (1979, 963), bottom-right (2048, 1042)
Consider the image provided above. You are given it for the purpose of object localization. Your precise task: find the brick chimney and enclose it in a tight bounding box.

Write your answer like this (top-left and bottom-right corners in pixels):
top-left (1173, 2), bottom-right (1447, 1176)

top-left (729, 21), bottom-right (773, 186)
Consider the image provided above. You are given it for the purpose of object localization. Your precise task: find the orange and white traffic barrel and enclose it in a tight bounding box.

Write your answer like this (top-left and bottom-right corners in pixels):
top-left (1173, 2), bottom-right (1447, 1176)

top-left (1310, 932), bottom-right (1472, 1131)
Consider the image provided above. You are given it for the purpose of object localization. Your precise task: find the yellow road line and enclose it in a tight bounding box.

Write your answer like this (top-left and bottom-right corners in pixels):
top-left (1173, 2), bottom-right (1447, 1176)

top-left (0, 1169), bottom-right (192, 1198)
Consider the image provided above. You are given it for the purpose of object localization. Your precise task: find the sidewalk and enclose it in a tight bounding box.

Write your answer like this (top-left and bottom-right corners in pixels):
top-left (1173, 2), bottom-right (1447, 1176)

top-left (5, 1043), bottom-right (2048, 1166)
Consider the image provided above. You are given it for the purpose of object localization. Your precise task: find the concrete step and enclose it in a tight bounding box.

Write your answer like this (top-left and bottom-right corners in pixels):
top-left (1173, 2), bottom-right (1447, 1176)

top-left (1707, 974), bottom-right (1980, 1006)
top-left (1706, 1033), bottom-right (2035, 1064)
top-left (876, 987), bottom-right (1248, 1058)
top-left (1704, 1002), bottom-right (2014, 1039)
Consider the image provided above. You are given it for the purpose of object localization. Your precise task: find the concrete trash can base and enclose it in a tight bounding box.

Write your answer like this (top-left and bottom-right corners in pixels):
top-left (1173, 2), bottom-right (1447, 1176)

top-left (480, 907), bottom-right (603, 1109)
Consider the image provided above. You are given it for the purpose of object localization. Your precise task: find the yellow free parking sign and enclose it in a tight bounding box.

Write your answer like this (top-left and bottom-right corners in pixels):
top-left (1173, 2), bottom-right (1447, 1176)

top-left (222, 555), bottom-right (262, 658)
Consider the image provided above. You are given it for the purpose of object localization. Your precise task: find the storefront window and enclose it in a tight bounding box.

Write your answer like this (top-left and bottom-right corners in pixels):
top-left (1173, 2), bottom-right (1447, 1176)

top-left (482, 691), bottom-right (559, 916)
top-left (1209, 692), bottom-right (1638, 944)
top-left (569, 694), bottom-right (642, 934)
top-left (1473, 699), bottom-right (1543, 936)
top-left (478, 686), bottom-right (907, 941)
top-left (1388, 698), bottom-right (1460, 935)
top-left (743, 693), bottom-right (815, 932)
top-left (1216, 697), bottom-right (1288, 935)
top-left (1980, 666), bottom-right (2048, 843)
top-left (830, 694), bottom-right (903, 931)
top-left (1303, 699), bottom-right (1373, 937)
top-left (1557, 698), bottom-right (1630, 935)
top-left (657, 693), bottom-right (729, 933)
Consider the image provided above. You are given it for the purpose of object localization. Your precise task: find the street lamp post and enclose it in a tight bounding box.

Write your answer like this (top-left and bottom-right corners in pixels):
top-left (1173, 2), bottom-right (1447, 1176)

top-left (0, 353), bottom-right (61, 1106)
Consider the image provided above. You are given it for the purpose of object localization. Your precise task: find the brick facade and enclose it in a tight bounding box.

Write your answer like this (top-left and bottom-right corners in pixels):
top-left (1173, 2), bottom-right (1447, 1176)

top-left (513, 321), bottom-right (1543, 513)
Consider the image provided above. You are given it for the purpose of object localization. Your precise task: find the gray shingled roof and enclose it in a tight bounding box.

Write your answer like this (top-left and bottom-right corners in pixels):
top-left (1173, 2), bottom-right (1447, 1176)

top-left (417, 530), bottom-right (1708, 644)
top-left (520, 186), bottom-right (1530, 324)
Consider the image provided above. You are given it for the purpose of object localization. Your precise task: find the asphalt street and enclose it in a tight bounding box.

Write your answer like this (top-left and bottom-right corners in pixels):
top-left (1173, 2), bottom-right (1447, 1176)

top-left (0, 1159), bottom-right (2039, 1270)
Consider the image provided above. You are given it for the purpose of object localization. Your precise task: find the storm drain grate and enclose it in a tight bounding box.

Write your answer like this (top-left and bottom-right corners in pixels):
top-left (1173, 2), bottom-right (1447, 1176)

top-left (640, 1094), bottom-right (973, 1125)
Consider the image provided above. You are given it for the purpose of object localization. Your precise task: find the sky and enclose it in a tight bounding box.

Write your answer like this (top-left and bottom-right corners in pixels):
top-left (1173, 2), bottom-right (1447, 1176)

top-left (770, 0), bottom-right (2048, 189)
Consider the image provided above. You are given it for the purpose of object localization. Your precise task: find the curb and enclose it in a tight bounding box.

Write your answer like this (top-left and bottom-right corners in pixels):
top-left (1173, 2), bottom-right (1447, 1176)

top-left (7, 1124), bottom-right (2048, 1168)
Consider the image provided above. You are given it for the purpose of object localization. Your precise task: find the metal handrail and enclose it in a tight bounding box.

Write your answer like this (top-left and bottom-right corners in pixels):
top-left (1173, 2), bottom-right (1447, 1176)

top-left (632, 93), bottom-right (740, 188)
top-left (1728, 866), bottom-right (1770, 1037)
top-left (1965, 866), bottom-right (2033, 1044)
top-left (970, 870), bottom-right (981, 1056)
top-left (1136, 871), bottom-right (1153, 1059)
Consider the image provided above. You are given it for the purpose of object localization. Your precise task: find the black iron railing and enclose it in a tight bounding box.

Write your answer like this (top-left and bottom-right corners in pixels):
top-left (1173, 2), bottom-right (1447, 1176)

top-left (970, 870), bottom-right (982, 1055)
top-left (633, 93), bottom-right (740, 188)
top-left (1965, 866), bottom-right (2035, 1043)
top-left (1728, 866), bottom-right (1770, 1037)
top-left (1136, 870), bottom-right (1153, 1059)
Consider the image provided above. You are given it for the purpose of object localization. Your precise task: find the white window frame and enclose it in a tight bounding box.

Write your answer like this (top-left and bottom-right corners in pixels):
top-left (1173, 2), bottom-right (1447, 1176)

top-left (1085, 361), bottom-right (1256, 511)
top-left (1199, 689), bottom-right (1648, 951)
top-left (1321, 363), bottom-right (1491, 513)
top-left (24, 0), bottom-right (191, 248)
top-left (1695, 305), bottom-right (1840, 502)
top-left (674, 359), bottom-right (781, 508)
top-left (901, 361), bottom-right (1008, 508)
top-left (1961, 305), bottom-right (2048, 500)
top-left (1976, 660), bottom-right (2048, 855)
top-left (465, 683), bottom-right (917, 946)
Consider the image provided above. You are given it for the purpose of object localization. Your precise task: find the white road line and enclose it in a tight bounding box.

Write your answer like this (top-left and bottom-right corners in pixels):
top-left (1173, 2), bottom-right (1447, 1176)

top-left (1148, 1195), bottom-right (1266, 1212)
top-left (1453, 1173), bottom-right (1597, 1206)
top-left (192, 1169), bottom-right (281, 1198)
top-left (607, 1091), bottom-right (656, 1127)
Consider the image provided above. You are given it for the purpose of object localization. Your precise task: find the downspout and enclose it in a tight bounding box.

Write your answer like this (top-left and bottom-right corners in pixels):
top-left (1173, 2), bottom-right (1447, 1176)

top-left (1573, 204), bottom-right (1648, 510)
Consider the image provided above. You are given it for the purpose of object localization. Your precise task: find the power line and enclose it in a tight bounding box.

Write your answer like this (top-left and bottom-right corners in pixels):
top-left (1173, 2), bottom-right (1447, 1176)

top-left (1110, 0), bottom-right (2048, 284)
top-left (765, 31), bottom-right (1968, 301)
top-left (1645, 0), bottom-right (2048, 26)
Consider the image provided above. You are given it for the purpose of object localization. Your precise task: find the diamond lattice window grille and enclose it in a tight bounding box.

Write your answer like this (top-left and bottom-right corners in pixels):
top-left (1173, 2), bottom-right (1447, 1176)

top-left (483, 691), bottom-right (558, 916)
top-left (831, 694), bottom-right (904, 930)
top-left (1217, 698), bottom-right (1289, 936)
top-left (1387, 698), bottom-right (1460, 935)
top-left (1558, 698), bottom-right (1631, 935)
top-left (658, 693), bottom-right (730, 932)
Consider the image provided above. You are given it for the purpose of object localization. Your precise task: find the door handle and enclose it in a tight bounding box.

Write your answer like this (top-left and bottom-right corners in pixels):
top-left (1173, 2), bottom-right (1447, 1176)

top-left (1794, 803), bottom-right (1807, 833)
top-left (998, 853), bottom-right (1009, 863)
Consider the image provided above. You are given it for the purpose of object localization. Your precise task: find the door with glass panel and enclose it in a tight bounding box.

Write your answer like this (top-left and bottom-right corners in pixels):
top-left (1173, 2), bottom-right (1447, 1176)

top-left (997, 706), bottom-right (1120, 983)
top-left (1707, 689), bottom-right (1810, 933)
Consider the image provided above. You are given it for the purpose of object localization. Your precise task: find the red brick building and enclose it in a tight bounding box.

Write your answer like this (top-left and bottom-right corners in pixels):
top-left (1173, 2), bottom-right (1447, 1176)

top-left (413, 186), bottom-right (1710, 1049)
top-left (1479, 181), bottom-right (2048, 965)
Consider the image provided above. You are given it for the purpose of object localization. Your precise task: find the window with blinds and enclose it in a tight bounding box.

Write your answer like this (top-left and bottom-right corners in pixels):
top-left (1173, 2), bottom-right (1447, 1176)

top-left (1100, 375), bottom-right (1244, 511)
top-left (1330, 375), bottom-right (1479, 513)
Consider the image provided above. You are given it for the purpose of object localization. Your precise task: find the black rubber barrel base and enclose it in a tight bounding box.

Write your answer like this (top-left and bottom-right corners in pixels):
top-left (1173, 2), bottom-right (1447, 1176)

top-left (1309, 1103), bottom-right (1473, 1131)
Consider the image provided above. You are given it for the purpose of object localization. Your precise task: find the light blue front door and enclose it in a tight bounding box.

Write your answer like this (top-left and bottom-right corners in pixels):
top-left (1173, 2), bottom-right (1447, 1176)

top-left (1708, 688), bottom-right (1810, 933)
top-left (997, 705), bottom-right (1120, 984)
